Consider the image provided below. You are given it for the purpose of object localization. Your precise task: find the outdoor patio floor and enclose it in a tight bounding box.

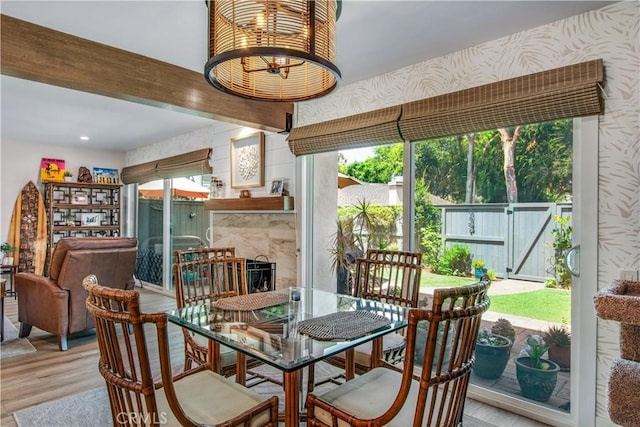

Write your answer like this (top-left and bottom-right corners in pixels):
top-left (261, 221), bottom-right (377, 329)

top-left (472, 317), bottom-right (571, 413)
top-left (422, 278), bottom-right (571, 413)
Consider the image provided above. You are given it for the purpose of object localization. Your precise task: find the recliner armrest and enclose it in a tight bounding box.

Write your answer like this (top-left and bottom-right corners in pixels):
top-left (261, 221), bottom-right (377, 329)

top-left (15, 272), bottom-right (65, 295)
top-left (15, 272), bottom-right (70, 336)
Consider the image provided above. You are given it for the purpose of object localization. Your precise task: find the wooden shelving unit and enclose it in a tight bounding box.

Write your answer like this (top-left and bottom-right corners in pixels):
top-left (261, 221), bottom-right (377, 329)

top-left (44, 181), bottom-right (122, 259)
top-left (204, 196), bottom-right (294, 211)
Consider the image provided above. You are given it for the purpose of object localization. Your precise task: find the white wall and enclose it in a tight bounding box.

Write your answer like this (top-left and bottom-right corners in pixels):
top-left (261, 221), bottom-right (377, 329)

top-left (0, 139), bottom-right (125, 242)
top-left (296, 1), bottom-right (639, 423)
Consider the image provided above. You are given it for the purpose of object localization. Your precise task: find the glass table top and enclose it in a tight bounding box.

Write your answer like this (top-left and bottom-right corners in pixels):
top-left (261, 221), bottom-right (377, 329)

top-left (167, 287), bottom-right (408, 372)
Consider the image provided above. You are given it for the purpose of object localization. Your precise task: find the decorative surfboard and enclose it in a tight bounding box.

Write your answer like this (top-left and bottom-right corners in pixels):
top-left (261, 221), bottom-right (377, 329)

top-left (8, 181), bottom-right (47, 275)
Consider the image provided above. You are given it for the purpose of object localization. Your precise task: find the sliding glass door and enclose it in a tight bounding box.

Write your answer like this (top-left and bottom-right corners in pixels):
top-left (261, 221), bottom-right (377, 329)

top-left (136, 174), bottom-right (211, 291)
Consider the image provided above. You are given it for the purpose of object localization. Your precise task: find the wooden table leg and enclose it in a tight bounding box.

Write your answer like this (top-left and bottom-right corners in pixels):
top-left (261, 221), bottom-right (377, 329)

top-left (236, 352), bottom-right (246, 385)
top-left (345, 349), bottom-right (355, 381)
top-left (208, 340), bottom-right (221, 373)
top-left (283, 369), bottom-right (301, 427)
top-left (371, 337), bottom-right (383, 368)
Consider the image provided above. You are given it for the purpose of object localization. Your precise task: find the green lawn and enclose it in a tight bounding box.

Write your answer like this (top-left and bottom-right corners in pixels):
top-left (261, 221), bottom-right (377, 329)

top-left (488, 289), bottom-right (570, 323)
top-left (419, 272), bottom-right (570, 323)
top-left (420, 272), bottom-right (478, 288)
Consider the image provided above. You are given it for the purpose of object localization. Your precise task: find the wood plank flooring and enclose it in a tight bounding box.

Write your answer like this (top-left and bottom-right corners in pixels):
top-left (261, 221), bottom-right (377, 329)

top-left (1, 287), bottom-right (546, 427)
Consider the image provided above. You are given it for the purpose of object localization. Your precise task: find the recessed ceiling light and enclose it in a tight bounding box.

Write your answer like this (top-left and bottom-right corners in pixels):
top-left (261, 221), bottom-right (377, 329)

top-left (80, 136), bottom-right (90, 141)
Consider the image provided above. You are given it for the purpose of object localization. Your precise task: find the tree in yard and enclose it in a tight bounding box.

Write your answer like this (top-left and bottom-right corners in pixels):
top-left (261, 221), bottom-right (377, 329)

top-left (465, 133), bottom-right (476, 203)
top-left (340, 119), bottom-right (572, 205)
top-left (498, 126), bottom-right (522, 203)
top-left (342, 144), bottom-right (403, 183)
top-left (516, 120), bottom-right (573, 202)
top-left (414, 135), bottom-right (468, 203)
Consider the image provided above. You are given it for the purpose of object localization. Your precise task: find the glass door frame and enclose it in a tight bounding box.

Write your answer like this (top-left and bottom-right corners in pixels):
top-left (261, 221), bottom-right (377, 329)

top-left (463, 116), bottom-right (598, 427)
top-left (300, 116), bottom-right (599, 426)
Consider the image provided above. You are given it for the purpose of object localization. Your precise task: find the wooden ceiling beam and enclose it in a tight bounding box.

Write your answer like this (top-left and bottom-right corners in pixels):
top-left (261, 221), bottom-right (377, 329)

top-left (0, 14), bottom-right (293, 133)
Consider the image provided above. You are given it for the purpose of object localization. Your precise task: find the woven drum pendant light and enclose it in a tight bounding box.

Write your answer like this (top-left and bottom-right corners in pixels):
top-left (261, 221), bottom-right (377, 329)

top-left (205, 0), bottom-right (341, 102)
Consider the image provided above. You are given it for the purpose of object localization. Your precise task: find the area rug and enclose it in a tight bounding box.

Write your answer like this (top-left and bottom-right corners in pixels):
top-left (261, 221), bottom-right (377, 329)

top-left (13, 363), bottom-right (494, 427)
top-left (1, 316), bottom-right (36, 359)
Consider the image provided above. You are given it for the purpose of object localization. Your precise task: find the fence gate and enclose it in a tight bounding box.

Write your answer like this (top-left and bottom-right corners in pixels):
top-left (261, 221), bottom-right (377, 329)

top-left (440, 203), bottom-right (572, 282)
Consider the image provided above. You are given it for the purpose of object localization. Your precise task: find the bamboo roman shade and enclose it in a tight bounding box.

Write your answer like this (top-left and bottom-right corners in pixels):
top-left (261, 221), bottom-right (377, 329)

top-left (121, 148), bottom-right (212, 184)
top-left (288, 105), bottom-right (403, 156)
top-left (287, 59), bottom-right (604, 155)
top-left (399, 59), bottom-right (604, 142)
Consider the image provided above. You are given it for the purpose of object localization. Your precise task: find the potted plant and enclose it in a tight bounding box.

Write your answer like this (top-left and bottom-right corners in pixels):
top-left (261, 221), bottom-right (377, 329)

top-left (543, 324), bottom-right (571, 370)
top-left (473, 328), bottom-right (512, 379)
top-left (515, 334), bottom-right (560, 402)
top-left (64, 170), bottom-right (73, 182)
top-left (491, 317), bottom-right (516, 344)
top-left (1, 242), bottom-right (16, 265)
top-left (471, 259), bottom-right (487, 278)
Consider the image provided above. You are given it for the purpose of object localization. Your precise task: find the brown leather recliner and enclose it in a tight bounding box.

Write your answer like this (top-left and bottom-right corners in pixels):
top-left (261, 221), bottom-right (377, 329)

top-left (15, 237), bottom-right (138, 351)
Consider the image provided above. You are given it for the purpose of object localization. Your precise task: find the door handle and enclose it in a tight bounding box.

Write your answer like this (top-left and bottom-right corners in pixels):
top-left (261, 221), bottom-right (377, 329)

top-left (566, 245), bottom-right (580, 277)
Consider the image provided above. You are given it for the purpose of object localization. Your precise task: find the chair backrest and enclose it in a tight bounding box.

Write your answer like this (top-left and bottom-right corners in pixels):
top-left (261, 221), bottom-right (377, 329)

top-left (49, 237), bottom-right (138, 282)
top-left (173, 247), bottom-right (235, 265)
top-left (174, 253), bottom-right (247, 308)
top-left (396, 281), bottom-right (490, 427)
top-left (353, 249), bottom-right (422, 308)
top-left (50, 237), bottom-right (138, 333)
top-left (82, 274), bottom-right (187, 426)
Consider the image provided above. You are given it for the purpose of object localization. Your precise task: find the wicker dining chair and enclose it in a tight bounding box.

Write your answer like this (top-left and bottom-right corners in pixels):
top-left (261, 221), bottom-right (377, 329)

top-left (173, 250), bottom-right (281, 388)
top-left (351, 249), bottom-right (423, 369)
top-left (306, 280), bottom-right (490, 427)
top-left (174, 246), bottom-right (236, 264)
top-left (173, 250), bottom-right (246, 372)
top-left (83, 274), bottom-right (278, 427)
top-left (309, 249), bottom-right (422, 391)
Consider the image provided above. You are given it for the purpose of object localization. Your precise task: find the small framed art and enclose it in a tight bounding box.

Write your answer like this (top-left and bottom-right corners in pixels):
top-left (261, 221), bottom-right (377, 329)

top-left (269, 178), bottom-right (283, 196)
top-left (71, 192), bottom-right (88, 205)
top-left (80, 213), bottom-right (101, 226)
top-left (93, 167), bottom-right (119, 184)
top-left (40, 158), bottom-right (66, 182)
top-left (230, 132), bottom-right (265, 189)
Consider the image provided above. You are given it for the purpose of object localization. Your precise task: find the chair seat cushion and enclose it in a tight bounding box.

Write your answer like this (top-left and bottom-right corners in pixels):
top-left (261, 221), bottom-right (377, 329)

top-left (312, 367), bottom-right (425, 427)
top-left (156, 370), bottom-right (274, 426)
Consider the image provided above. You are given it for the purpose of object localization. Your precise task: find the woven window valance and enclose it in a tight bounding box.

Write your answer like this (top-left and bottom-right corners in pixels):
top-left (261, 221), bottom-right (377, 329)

top-left (287, 59), bottom-right (604, 155)
top-left (399, 59), bottom-right (604, 142)
top-left (121, 148), bottom-right (212, 184)
top-left (288, 106), bottom-right (403, 156)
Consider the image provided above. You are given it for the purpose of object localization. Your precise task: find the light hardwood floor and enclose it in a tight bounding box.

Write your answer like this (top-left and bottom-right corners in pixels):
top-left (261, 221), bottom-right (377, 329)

top-left (1, 287), bottom-right (547, 427)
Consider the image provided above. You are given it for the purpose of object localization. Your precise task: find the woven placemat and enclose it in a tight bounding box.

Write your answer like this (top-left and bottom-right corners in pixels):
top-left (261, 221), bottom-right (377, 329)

top-left (297, 311), bottom-right (391, 341)
top-left (213, 292), bottom-right (289, 311)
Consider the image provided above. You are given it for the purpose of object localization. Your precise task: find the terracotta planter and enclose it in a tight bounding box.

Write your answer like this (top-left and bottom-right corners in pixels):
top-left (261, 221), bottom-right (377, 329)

top-left (515, 356), bottom-right (560, 402)
top-left (548, 345), bottom-right (571, 370)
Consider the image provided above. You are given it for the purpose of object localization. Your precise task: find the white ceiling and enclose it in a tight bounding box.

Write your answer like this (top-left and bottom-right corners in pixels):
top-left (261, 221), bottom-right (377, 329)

top-left (0, 1), bottom-right (613, 152)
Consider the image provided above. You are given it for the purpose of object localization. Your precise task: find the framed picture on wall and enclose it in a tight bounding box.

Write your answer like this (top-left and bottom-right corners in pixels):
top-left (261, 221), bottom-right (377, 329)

top-left (230, 132), bottom-right (265, 189)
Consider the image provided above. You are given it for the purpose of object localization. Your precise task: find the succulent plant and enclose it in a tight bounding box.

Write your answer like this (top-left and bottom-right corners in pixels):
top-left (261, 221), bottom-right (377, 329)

top-left (543, 324), bottom-right (571, 348)
top-left (491, 317), bottom-right (516, 343)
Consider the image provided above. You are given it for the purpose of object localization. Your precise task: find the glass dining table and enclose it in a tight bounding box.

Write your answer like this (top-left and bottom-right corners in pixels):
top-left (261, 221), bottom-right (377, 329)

top-left (167, 287), bottom-right (408, 427)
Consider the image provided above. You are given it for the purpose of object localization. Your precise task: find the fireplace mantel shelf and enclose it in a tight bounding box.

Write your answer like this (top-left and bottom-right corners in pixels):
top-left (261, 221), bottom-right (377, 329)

top-left (204, 196), bottom-right (294, 212)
